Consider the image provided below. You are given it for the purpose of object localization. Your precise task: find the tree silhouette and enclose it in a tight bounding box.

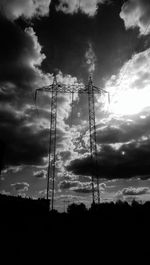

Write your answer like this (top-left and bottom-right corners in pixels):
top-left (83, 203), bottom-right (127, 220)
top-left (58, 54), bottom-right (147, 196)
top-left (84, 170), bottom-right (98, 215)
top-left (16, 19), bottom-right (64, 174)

top-left (0, 141), bottom-right (6, 175)
top-left (67, 202), bottom-right (87, 215)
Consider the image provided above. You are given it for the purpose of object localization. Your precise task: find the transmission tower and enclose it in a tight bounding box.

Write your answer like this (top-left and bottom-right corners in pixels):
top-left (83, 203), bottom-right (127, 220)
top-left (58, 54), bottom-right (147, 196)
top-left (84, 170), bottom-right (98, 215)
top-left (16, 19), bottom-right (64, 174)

top-left (35, 74), bottom-right (109, 209)
top-left (35, 75), bottom-right (58, 210)
top-left (88, 75), bottom-right (99, 204)
top-left (85, 74), bottom-right (109, 204)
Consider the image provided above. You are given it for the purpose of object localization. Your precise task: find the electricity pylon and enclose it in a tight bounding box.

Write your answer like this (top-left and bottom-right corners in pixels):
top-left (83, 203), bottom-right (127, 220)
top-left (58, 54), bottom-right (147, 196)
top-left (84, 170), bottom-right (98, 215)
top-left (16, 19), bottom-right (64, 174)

top-left (35, 74), bottom-right (109, 209)
top-left (83, 74), bottom-right (109, 204)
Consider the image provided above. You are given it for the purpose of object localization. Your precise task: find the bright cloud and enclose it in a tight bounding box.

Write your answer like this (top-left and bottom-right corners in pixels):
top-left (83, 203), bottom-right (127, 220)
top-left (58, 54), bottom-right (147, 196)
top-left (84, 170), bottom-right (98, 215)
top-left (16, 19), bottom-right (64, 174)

top-left (0, 0), bottom-right (51, 21)
top-left (56, 0), bottom-right (107, 16)
top-left (85, 42), bottom-right (96, 74)
top-left (120, 0), bottom-right (150, 35)
top-left (33, 170), bottom-right (47, 179)
top-left (11, 182), bottom-right (29, 192)
top-left (105, 48), bottom-right (150, 116)
top-left (117, 186), bottom-right (150, 196)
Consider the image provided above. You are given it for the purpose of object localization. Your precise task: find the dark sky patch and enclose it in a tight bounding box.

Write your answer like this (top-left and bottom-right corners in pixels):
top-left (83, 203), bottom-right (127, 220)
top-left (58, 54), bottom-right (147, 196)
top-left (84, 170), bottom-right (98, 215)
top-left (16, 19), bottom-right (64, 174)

top-left (33, 0), bottom-right (145, 86)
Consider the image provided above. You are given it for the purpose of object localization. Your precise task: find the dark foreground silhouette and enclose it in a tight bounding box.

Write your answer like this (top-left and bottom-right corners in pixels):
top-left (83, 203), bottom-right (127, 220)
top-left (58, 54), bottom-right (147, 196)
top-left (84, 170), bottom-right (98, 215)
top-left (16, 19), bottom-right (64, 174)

top-left (1, 194), bottom-right (150, 264)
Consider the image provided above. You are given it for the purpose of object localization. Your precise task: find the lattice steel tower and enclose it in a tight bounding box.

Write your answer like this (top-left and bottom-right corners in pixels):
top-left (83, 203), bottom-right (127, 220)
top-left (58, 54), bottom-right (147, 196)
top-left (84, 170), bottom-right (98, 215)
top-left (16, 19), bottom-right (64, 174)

top-left (88, 75), bottom-right (100, 204)
top-left (35, 74), bottom-right (109, 209)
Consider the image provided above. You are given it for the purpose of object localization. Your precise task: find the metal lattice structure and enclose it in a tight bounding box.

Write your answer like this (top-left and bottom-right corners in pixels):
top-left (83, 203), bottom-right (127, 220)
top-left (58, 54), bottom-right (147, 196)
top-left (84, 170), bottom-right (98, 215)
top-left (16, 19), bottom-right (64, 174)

top-left (35, 74), bottom-right (109, 209)
top-left (88, 75), bottom-right (100, 204)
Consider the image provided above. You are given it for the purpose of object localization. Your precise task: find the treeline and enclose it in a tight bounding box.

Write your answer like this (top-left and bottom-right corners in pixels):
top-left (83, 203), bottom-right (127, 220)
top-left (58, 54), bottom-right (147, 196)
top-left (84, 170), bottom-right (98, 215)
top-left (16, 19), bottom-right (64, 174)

top-left (1, 193), bottom-right (150, 219)
top-left (1, 194), bottom-right (150, 264)
top-left (0, 194), bottom-right (50, 216)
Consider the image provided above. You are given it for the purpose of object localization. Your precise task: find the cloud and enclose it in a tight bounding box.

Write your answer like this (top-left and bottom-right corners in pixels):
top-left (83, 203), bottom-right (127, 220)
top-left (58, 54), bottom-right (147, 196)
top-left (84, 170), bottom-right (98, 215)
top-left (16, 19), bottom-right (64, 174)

top-left (59, 151), bottom-right (72, 162)
top-left (38, 188), bottom-right (53, 198)
top-left (0, 0), bottom-right (110, 20)
top-left (100, 183), bottom-right (106, 190)
top-left (0, 190), bottom-right (11, 195)
top-left (120, 0), bottom-right (150, 35)
top-left (2, 166), bottom-right (23, 174)
top-left (59, 180), bottom-right (79, 190)
top-left (67, 140), bottom-right (150, 180)
top-left (33, 170), bottom-right (47, 179)
top-left (59, 179), bottom-right (92, 193)
top-left (56, 194), bottom-right (81, 201)
top-left (0, 21), bottom-right (47, 97)
top-left (117, 186), bottom-right (150, 196)
top-left (56, 0), bottom-right (108, 17)
top-left (72, 182), bottom-right (106, 193)
top-left (0, 74), bottom-right (80, 169)
top-left (0, 0), bottom-right (51, 21)
top-left (0, 15), bottom-right (81, 169)
top-left (0, 101), bottom-right (72, 167)
top-left (96, 114), bottom-right (150, 144)
top-left (85, 42), bottom-right (96, 74)
top-left (11, 182), bottom-right (29, 192)
top-left (105, 48), bottom-right (150, 116)
top-left (0, 105), bottom-right (49, 166)
top-left (59, 179), bottom-right (106, 193)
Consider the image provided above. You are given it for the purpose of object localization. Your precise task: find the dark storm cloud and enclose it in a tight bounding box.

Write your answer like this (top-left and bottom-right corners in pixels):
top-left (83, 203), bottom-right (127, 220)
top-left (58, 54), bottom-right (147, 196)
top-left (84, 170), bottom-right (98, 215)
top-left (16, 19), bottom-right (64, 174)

top-left (96, 114), bottom-right (150, 144)
top-left (0, 0), bottom-right (50, 103)
top-left (0, 18), bottom-right (45, 96)
top-left (0, 9), bottom-right (80, 169)
top-left (0, 6), bottom-right (51, 168)
top-left (59, 151), bottom-right (72, 162)
top-left (0, 106), bottom-right (48, 166)
top-left (73, 187), bottom-right (92, 194)
top-left (59, 180), bottom-right (79, 190)
top-left (0, 104), bottom-right (69, 166)
top-left (67, 140), bottom-right (150, 179)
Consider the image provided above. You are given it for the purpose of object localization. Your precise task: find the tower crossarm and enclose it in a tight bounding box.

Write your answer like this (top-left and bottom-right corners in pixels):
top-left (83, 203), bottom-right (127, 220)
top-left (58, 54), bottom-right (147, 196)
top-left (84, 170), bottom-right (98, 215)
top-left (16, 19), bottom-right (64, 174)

top-left (35, 84), bottom-right (109, 95)
top-left (34, 86), bottom-right (53, 105)
top-left (57, 83), bottom-right (87, 93)
top-left (93, 86), bottom-right (110, 103)
top-left (35, 86), bottom-right (53, 94)
top-left (35, 83), bottom-right (85, 94)
top-left (93, 86), bottom-right (107, 94)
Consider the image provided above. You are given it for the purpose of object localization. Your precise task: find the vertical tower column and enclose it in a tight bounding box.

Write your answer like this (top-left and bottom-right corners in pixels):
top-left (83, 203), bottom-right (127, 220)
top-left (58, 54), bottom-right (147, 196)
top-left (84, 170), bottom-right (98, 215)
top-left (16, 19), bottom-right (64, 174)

top-left (88, 75), bottom-right (100, 204)
top-left (47, 76), bottom-right (58, 210)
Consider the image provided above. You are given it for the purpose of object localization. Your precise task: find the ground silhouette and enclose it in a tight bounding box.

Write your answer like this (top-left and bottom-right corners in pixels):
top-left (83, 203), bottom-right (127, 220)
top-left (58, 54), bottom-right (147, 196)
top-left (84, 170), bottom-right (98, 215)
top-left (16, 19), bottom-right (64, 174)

top-left (0, 194), bottom-right (149, 265)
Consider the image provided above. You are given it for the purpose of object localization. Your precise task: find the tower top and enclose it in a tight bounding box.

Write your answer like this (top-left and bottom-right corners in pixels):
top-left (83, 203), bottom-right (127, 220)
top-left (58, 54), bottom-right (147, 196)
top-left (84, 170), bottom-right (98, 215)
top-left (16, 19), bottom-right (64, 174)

top-left (88, 74), bottom-right (93, 85)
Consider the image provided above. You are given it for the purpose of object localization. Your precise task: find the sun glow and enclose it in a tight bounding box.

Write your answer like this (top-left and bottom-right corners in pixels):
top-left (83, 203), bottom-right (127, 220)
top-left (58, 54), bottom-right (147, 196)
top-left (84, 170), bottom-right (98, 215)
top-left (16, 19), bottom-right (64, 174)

top-left (108, 86), bottom-right (150, 116)
top-left (102, 48), bottom-right (150, 117)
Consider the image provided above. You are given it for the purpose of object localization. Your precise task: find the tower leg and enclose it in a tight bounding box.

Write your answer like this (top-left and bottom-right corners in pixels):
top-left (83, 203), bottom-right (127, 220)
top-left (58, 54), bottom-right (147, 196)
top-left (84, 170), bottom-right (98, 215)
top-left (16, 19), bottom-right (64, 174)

top-left (47, 79), bottom-right (57, 211)
top-left (88, 76), bottom-right (100, 204)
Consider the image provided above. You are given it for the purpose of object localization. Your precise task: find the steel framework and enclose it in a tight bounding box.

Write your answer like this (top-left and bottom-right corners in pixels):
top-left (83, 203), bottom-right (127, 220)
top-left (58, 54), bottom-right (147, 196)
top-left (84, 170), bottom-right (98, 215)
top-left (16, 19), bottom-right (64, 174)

top-left (88, 75), bottom-right (100, 204)
top-left (35, 74), bottom-right (108, 209)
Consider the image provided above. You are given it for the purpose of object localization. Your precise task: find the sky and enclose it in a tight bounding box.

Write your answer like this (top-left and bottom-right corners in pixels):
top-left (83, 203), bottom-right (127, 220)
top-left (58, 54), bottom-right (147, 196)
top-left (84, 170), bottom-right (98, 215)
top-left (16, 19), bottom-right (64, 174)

top-left (1, 0), bottom-right (150, 211)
